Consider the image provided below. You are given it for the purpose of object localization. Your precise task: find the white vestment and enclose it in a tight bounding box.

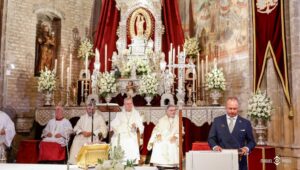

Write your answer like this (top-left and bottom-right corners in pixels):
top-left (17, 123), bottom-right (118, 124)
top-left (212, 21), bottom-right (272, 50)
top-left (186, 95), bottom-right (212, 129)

top-left (147, 115), bottom-right (181, 166)
top-left (111, 108), bottom-right (144, 162)
top-left (0, 111), bottom-right (15, 147)
top-left (41, 118), bottom-right (73, 146)
top-left (69, 111), bottom-right (108, 164)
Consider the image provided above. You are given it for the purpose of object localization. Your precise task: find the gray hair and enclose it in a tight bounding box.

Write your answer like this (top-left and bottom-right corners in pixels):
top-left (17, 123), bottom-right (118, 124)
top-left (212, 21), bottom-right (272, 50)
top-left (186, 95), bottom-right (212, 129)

top-left (226, 97), bottom-right (239, 104)
top-left (166, 104), bottom-right (176, 110)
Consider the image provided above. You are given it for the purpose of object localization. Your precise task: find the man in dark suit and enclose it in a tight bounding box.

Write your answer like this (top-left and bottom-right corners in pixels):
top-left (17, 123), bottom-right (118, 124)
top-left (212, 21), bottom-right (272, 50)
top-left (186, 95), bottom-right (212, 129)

top-left (208, 97), bottom-right (256, 170)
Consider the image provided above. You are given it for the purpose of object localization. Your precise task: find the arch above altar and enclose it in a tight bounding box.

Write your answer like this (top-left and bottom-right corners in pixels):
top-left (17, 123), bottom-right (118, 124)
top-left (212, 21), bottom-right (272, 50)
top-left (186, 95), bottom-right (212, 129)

top-left (115, 0), bottom-right (163, 53)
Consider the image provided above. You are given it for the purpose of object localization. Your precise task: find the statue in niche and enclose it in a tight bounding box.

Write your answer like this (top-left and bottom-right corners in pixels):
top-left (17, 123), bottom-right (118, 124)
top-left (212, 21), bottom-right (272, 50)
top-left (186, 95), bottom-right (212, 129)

top-left (35, 22), bottom-right (56, 74)
top-left (136, 14), bottom-right (145, 37)
top-left (126, 80), bottom-right (137, 98)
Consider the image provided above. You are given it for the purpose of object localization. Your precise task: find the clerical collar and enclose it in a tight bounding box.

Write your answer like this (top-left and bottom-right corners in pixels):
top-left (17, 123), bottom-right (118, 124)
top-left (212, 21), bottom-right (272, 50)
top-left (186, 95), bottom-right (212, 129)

top-left (56, 117), bottom-right (64, 121)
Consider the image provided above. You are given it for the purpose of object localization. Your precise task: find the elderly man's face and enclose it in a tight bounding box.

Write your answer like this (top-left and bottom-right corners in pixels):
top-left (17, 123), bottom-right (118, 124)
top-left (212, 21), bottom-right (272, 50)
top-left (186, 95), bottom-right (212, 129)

top-left (55, 107), bottom-right (63, 120)
top-left (166, 106), bottom-right (176, 118)
top-left (226, 99), bottom-right (239, 117)
top-left (124, 100), bottom-right (133, 112)
top-left (86, 105), bottom-right (95, 116)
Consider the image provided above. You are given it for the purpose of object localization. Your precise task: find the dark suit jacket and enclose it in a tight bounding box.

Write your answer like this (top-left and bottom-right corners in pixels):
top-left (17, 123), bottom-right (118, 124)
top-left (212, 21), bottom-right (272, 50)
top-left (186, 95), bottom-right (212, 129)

top-left (208, 114), bottom-right (256, 170)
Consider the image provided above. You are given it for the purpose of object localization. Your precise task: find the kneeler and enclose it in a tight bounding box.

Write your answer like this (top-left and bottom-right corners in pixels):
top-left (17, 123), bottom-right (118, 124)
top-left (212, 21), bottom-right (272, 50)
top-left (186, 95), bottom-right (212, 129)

top-left (38, 141), bottom-right (66, 161)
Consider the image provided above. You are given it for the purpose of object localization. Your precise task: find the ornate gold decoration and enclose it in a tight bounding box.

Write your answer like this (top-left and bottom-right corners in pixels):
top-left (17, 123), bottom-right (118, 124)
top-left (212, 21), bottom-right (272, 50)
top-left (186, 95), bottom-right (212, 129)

top-left (128, 8), bottom-right (153, 40)
top-left (256, 0), bottom-right (278, 14)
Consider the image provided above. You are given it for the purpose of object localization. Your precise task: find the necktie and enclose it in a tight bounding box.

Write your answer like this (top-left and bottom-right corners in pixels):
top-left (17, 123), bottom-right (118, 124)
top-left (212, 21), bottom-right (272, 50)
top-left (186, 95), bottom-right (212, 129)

top-left (229, 117), bottom-right (234, 133)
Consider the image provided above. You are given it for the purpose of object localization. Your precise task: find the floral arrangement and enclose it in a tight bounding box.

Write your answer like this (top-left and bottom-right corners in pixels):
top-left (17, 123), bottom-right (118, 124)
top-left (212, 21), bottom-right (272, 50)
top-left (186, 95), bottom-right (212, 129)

top-left (78, 38), bottom-right (94, 60)
top-left (37, 67), bottom-right (56, 92)
top-left (183, 37), bottom-right (200, 58)
top-left (96, 135), bottom-right (135, 170)
top-left (205, 67), bottom-right (226, 91)
top-left (97, 72), bottom-right (117, 97)
top-left (139, 74), bottom-right (158, 97)
top-left (123, 58), bottom-right (151, 77)
top-left (247, 90), bottom-right (272, 120)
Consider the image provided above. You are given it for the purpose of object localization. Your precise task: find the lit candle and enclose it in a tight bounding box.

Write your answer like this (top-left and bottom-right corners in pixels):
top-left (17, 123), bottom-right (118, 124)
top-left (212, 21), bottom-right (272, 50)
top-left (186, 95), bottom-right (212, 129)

top-left (95, 48), bottom-right (100, 70)
top-left (61, 55), bottom-right (64, 87)
top-left (168, 50), bottom-right (172, 66)
top-left (205, 55), bottom-right (208, 75)
top-left (105, 44), bottom-right (107, 72)
top-left (214, 57), bottom-right (217, 69)
top-left (69, 53), bottom-right (72, 86)
top-left (54, 59), bottom-right (57, 74)
top-left (172, 48), bottom-right (175, 65)
top-left (66, 67), bottom-right (70, 90)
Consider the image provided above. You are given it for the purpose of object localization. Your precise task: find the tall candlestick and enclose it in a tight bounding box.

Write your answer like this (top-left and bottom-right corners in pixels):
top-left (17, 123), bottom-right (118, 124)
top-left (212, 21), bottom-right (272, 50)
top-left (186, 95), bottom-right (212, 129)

top-left (192, 69), bottom-right (196, 92)
top-left (54, 59), bottom-right (57, 74)
top-left (172, 48), bottom-right (175, 65)
top-left (170, 43), bottom-right (173, 56)
top-left (61, 55), bottom-right (64, 87)
top-left (205, 55), bottom-right (208, 75)
top-left (214, 57), bottom-right (217, 69)
top-left (66, 67), bottom-right (70, 90)
top-left (81, 81), bottom-right (84, 97)
top-left (95, 48), bottom-right (100, 70)
top-left (85, 55), bottom-right (88, 79)
top-left (201, 59), bottom-right (204, 84)
top-left (69, 53), bottom-right (72, 86)
top-left (177, 46), bottom-right (180, 55)
top-left (168, 50), bottom-right (172, 66)
top-left (105, 44), bottom-right (107, 72)
top-left (197, 53), bottom-right (200, 87)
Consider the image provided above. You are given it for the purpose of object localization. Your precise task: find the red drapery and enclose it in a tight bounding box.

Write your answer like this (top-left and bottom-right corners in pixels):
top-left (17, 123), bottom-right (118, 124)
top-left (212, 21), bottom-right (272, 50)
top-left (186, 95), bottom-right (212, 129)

top-left (90, 0), bottom-right (120, 72)
top-left (252, 0), bottom-right (292, 116)
top-left (161, 0), bottom-right (185, 63)
top-left (91, 0), bottom-right (185, 72)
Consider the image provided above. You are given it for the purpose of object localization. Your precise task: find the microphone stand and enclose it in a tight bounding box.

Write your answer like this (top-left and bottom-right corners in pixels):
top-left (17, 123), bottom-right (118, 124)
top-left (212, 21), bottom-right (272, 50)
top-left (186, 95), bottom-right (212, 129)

top-left (65, 131), bottom-right (71, 170)
top-left (91, 111), bottom-right (94, 143)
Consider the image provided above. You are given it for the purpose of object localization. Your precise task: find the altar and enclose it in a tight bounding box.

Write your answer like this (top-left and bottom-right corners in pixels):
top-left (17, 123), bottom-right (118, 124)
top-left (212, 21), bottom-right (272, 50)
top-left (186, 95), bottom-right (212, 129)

top-left (35, 106), bottom-right (225, 126)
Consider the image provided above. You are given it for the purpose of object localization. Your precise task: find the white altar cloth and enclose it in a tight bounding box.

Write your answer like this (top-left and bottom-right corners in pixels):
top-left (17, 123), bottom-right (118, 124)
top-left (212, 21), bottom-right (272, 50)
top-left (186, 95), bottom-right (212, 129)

top-left (0, 164), bottom-right (158, 170)
top-left (186, 150), bottom-right (239, 170)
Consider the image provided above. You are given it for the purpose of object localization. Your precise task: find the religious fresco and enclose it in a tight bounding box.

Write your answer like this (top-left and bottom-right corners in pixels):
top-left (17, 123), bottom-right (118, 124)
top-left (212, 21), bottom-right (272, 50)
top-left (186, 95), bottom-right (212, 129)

top-left (179, 0), bottom-right (250, 59)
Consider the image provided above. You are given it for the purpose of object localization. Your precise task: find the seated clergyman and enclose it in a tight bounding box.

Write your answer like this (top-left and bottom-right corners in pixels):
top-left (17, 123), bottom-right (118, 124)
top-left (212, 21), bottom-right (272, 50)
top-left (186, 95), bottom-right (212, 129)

top-left (39, 105), bottom-right (73, 162)
top-left (147, 105), bottom-right (183, 167)
top-left (69, 102), bottom-right (108, 164)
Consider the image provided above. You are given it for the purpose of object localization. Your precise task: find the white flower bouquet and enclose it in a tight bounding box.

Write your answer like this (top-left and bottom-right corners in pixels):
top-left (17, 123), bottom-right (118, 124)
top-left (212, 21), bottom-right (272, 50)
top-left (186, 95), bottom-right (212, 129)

top-left (37, 67), bottom-right (56, 92)
top-left (78, 38), bottom-right (94, 60)
top-left (247, 90), bottom-right (272, 120)
top-left (205, 67), bottom-right (226, 91)
top-left (139, 74), bottom-right (158, 97)
top-left (183, 37), bottom-right (200, 58)
top-left (97, 72), bottom-right (117, 97)
top-left (123, 58), bottom-right (151, 77)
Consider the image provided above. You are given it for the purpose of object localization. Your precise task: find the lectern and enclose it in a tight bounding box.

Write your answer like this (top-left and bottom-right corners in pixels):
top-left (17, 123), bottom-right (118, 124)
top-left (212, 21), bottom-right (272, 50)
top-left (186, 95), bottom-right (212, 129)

top-left (97, 103), bottom-right (121, 142)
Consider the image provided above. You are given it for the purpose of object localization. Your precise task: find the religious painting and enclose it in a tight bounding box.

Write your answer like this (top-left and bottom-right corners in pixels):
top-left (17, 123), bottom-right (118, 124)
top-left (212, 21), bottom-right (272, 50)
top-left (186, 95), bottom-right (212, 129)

top-left (34, 17), bottom-right (60, 76)
top-left (179, 0), bottom-right (249, 59)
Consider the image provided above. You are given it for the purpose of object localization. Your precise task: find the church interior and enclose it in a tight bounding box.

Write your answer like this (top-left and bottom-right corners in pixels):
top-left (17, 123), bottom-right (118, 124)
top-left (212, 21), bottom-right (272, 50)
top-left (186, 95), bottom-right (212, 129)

top-left (0, 0), bottom-right (300, 170)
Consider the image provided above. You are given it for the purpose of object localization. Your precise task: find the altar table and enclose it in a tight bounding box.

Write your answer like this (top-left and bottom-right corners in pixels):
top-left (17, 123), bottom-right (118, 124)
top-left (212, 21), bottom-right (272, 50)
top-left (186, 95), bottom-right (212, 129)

top-left (0, 164), bottom-right (158, 170)
top-left (186, 150), bottom-right (239, 170)
top-left (35, 106), bottom-right (226, 126)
